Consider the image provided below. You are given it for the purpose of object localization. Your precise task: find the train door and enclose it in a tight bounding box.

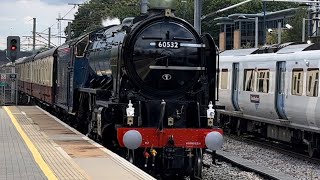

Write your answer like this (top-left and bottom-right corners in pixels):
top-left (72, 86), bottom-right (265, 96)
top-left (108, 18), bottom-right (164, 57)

top-left (275, 61), bottom-right (287, 119)
top-left (232, 63), bottom-right (240, 111)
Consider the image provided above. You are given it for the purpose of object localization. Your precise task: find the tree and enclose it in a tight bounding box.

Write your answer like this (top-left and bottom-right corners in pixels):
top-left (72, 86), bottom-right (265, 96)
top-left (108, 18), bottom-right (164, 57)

top-left (265, 8), bottom-right (307, 45)
top-left (282, 8), bottom-right (307, 43)
top-left (67, 0), bottom-right (140, 39)
top-left (68, 0), bottom-right (300, 42)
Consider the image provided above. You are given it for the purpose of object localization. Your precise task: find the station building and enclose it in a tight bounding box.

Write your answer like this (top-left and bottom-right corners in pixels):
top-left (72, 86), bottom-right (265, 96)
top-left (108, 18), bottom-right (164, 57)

top-left (215, 8), bottom-right (298, 51)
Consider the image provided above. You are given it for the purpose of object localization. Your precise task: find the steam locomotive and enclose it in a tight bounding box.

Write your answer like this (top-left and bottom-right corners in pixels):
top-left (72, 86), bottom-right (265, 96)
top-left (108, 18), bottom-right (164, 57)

top-left (12, 2), bottom-right (223, 179)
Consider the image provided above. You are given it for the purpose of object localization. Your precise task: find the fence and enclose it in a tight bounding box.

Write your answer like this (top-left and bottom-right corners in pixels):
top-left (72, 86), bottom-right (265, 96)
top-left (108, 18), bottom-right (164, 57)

top-left (0, 73), bottom-right (18, 105)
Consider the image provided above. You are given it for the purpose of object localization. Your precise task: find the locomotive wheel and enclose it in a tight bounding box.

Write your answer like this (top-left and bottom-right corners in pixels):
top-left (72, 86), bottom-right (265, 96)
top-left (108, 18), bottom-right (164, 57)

top-left (190, 149), bottom-right (203, 180)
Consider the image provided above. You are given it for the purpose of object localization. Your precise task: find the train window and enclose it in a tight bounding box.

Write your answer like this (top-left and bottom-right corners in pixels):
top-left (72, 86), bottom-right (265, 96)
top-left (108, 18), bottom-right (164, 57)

top-left (306, 69), bottom-right (319, 97)
top-left (256, 69), bottom-right (270, 93)
top-left (292, 69), bottom-right (304, 96)
top-left (243, 69), bottom-right (255, 91)
top-left (220, 69), bottom-right (228, 89)
top-left (76, 35), bottom-right (89, 58)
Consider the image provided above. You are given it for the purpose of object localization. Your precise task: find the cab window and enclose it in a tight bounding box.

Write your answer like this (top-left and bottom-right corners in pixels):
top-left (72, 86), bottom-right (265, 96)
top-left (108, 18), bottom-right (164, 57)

top-left (76, 36), bottom-right (89, 57)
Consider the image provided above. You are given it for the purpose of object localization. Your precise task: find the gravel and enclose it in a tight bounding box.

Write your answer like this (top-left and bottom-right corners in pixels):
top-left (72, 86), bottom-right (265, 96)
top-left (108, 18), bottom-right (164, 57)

top-left (201, 153), bottom-right (264, 180)
top-left (219, 136), bottom-right (320, 180)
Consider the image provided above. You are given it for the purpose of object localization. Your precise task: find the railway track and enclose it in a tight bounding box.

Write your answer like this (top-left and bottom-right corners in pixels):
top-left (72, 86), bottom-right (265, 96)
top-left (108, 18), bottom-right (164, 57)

top-left (204, 149), bottom-right (289, 180)
top-left (229, 134), bottom-right (320, 165)
top-left (201, 132), bottom-right (320, 180)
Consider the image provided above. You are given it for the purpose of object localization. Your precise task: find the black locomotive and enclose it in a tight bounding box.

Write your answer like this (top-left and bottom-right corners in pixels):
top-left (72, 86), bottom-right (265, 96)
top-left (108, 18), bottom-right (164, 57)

top-left (14, 1), bottom-right (223, 179)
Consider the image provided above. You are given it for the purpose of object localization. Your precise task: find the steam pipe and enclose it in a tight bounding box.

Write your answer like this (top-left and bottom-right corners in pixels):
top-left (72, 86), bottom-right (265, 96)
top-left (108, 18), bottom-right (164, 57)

top-left (158, 100), bottom-right (166, 131)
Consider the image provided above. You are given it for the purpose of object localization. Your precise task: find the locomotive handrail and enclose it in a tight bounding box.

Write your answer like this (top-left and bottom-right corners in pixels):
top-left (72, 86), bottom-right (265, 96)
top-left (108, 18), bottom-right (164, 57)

top-left (149, 66), bottom-right (206, 70)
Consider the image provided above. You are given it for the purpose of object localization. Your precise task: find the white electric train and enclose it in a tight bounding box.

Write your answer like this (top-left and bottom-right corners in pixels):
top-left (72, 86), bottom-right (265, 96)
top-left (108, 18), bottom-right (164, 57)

top-left (217, 42), bottom-right (320, 157)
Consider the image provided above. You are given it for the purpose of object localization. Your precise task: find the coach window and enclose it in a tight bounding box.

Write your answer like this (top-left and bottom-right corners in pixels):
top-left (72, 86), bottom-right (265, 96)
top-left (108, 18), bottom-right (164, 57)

top-left (243, 69), bottom-right (255, 91)
top-left (292, 69), bottom-right (304, 96)
top-left (221, 69), bottom-right (228, 89)
top-left (256, 69), bottom-right (270, 93)
top-left (76, 35), bottom-right (89, 57)
top-left (306, 68), bottom-right (319, 97)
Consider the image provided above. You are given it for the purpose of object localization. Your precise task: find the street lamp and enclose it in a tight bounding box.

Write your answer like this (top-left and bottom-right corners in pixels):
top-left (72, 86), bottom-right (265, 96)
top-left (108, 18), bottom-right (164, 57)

top-left (302, 17), bottom-right (320, 42)
top-left (267, 22), bottom-right (293, 44)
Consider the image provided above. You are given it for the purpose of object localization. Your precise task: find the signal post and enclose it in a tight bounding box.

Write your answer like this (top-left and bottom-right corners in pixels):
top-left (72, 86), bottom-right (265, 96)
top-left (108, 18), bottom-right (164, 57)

top-left (7, 36), bottom-right (20, 63)
top-left (5, 36), bottom-right (20, 105)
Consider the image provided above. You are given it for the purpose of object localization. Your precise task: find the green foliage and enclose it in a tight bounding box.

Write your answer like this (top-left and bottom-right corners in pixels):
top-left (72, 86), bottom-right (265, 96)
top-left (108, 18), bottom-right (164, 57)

top-left (68, 0), bottom-right (140, 39)
top-left (266, 32), bottom-right (277, 45)
top-left (68, 0), bottom-right (300, 42)
top-left (174, 0), bottom-right (194, 23)
top-left (265, 8), bottom-right (307, 45)
top-left (282, 8), bottom-right (307, 43)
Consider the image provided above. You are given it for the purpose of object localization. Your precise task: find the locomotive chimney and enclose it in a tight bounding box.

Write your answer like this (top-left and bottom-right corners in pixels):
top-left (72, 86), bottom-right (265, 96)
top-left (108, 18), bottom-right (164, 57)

top-left (147, 0), bottom-right (177, 14)
top-left (140, 0), bottom-right (148, 14)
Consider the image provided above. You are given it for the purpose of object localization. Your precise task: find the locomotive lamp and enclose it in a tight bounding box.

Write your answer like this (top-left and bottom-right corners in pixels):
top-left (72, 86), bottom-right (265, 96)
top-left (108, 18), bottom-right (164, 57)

top-left (168, 117), bottom-right (174, 126)
top-left (205, 132), bottom-right (223, 151)
top-left (126, 100), bottom-right (135, 126)
top-left (207, 101), bottom-right (215, 127)
top-left (123, 130), bottom-right (142, 150)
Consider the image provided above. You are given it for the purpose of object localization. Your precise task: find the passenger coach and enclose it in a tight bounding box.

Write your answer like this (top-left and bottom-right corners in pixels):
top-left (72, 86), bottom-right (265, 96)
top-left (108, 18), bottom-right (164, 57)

top-left (218, 43), bottom-right (320, 157)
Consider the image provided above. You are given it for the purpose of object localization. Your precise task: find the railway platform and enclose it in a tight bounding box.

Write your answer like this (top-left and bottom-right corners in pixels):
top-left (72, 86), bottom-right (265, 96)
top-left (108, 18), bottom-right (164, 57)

top-left (0, 106), bottom-right (155, 180)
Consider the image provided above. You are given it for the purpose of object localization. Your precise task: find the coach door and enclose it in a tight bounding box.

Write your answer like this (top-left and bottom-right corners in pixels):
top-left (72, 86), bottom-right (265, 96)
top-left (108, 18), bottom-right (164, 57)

top-left (275, 61), bottom-right (287, 119)
top-left (232, 63), bottom-right (240, 111)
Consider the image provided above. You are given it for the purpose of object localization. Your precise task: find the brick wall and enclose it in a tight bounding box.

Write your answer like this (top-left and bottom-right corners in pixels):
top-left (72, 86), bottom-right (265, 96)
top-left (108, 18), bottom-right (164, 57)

top-left (219, 32), bottom-right (226, 51)
top-left (234, 30), bottom-right (241, 49)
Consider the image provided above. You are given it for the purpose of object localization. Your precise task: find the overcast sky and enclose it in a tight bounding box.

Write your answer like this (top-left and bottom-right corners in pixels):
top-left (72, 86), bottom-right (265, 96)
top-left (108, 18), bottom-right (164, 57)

top-left (0, 0), bottom-right (87, 51)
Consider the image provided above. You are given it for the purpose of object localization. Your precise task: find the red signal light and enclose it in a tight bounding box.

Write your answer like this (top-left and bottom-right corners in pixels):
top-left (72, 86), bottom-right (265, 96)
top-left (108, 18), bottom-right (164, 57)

top-left (11, 45), bottom-right (17, 51)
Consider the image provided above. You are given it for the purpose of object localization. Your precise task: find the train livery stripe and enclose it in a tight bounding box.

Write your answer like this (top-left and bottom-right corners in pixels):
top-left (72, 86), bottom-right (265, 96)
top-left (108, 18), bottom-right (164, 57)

top-left (3, 107), bottom-right (58, 180)
top-left (149, 42), bottom-right (205, 48)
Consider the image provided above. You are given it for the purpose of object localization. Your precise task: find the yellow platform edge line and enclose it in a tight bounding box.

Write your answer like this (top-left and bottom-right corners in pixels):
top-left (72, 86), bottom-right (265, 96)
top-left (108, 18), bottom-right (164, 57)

top-left (4, 106), bottom-right (58, 180)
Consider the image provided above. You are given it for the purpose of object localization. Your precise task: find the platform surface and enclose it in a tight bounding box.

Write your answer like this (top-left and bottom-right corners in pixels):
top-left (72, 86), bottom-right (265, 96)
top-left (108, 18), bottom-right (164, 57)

top-left (0, 106), bottom-right (155, 180)
top-left (0, 108), bottom-right (46, 180)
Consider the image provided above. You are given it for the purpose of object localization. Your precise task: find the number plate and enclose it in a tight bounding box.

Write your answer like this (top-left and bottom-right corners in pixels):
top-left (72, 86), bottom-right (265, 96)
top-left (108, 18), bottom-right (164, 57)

top-left (155, 41), bottom-right (180, 49)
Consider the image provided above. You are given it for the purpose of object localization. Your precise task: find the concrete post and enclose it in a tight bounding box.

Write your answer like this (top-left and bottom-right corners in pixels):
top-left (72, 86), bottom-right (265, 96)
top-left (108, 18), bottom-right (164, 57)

top-left (194, 0), bottom-right (202, 33)
top-left (67, 22), bottom-right (71, 41)
top-left (302, 18), bottom-right (306, 42)
top-left (278, 21), bottom-right (281, 44)
top-left (33, 18), bottom-right (36, 54)
top-left (48, 27), bottom-right (51, 49)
